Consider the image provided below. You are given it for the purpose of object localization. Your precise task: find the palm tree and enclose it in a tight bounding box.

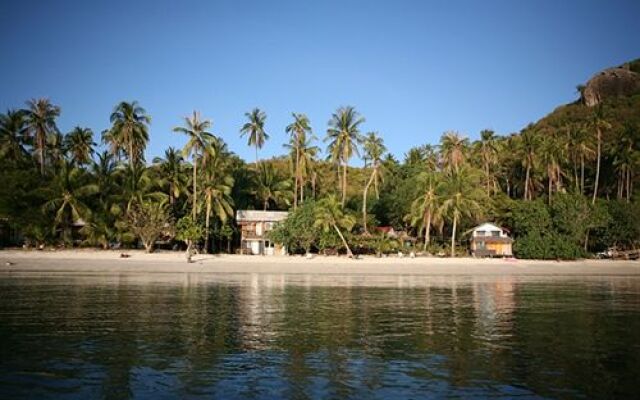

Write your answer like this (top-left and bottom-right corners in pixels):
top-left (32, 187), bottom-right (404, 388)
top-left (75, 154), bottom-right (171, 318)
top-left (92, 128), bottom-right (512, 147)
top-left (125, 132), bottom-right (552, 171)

top-left (254, 163), bottom-right (291, 210)
top-left (518, 126), bottom-right (541, 200)
top-left (589, 106), bottom-right (611, 204)
top-left (438, 166), bottom-right (485, 257)
top-left (200, 159), bottom-right (234, 253)
top-left (477, 129), bottom-right (498, 195)
top-left (326, 106), bottom-right (365, 206)
top-left (240, 108), bottom-right (269, 168)
top-left (152, 147), bottom-right (187, 208)
top-left (107, 101), bottom-right (151, 166)
top-left (285, 113), bottom-right (312, 209)
top-left (298, 135), bottom-right (320, 201)
top-left (408, 171), bottom-right (442, 250)
top-left (566, 124), bottom-right (594, 194)
top-left (47, 131), bottom-right (66, 172)
top-left (362, 132), bottom-right (386, 233)
top-left (25, 98), bottom-right (61, 175)
top-left (65, 126), bottom-right (95, 166)
top-left (43, 161), bottom-right (99, 243)
top-left (440, 131), bottom-right (469, 171)
top-left (173, 111), bottom-right (216, 220)
top-left (314, 195), bottom-right (356, 257)
top-left (0, 110), bottom-right (29, 161)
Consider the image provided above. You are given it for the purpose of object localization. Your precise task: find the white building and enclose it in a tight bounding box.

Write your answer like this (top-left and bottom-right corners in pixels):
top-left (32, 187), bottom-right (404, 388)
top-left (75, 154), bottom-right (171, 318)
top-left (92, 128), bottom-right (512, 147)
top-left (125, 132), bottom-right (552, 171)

top-left (236, 210), bottom-right (288, 255)
top-left (470, 222), bottom-right (513, 257)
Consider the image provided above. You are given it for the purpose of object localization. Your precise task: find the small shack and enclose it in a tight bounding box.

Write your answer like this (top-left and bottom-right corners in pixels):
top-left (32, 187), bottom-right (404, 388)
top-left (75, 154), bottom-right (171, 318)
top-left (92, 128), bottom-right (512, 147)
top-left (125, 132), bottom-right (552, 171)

top-left (236, 210), bottom-right (288, 255)
top-left (470, 223), bottom-right (513, 257)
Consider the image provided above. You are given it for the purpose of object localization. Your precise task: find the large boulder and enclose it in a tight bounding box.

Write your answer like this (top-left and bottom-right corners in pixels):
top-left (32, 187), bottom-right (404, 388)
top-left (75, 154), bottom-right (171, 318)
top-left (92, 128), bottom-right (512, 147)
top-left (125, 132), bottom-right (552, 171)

top-left (582, 61), bottom-right (640, 107)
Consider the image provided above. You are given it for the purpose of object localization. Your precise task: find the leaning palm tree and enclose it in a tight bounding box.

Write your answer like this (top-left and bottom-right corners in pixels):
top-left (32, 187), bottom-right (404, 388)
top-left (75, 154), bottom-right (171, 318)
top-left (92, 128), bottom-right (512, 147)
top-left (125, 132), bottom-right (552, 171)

top-left (285, 113), bottom-right (312, 209)
top-left (440, 131), bottom-right (469, 171)
top-left (438, 166), bottom-right (485, 257)
top-left (43, 161), bottom-right (99, 243)
top-left (173, 110), bottom-right (216, 220)
top-left (25, 98), bottom-right (61, 175)
top-left (362, 132), bottom-right (386, 233)
top-left (240, 108), bottom-right (269, 168)
top-left (254, 163), bottom-right (291, 210)
top-left (326, 106), bottom-right (365, 206)
top-left (589, 106), bottom-right (612, 204)
top-left (107, 101), bottom-right (151, 166)
top-left (65, 126), bottom-right (95, 166)
top-left (314, 195), bottom-right (356, 257)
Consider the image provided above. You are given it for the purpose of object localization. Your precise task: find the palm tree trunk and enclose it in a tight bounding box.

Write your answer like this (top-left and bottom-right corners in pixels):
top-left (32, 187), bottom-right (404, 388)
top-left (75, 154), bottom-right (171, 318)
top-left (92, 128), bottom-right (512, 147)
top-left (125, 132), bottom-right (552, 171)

top-left (192, 159), bottom-right (198, 220)
top-left (424, 211), bottom-right (432, 251)
top-left (450, 214), bottom-right (457, 257)
top-left (524, 165), bottom-right (531, 200)
top-left (293, 145), bottom-right (299, 209)
top-left (580, 154), bottom-right (585, 195)
top-left (342, 163), bottom-right (348, 206)
top-left (38, 133), bottom-right (45, 175)
top-left (204, 198), bottom-right (211, 254)
top-left (593, 129), bottom-right (601, 204)
top-left (333, 224), bottom-right (353, 257)
top-left (362, 169), bottom-right (376, 233)
top-left (255, 145), bottom-right (259, 170)
top-left (263, 199), bottom-right (268, 211)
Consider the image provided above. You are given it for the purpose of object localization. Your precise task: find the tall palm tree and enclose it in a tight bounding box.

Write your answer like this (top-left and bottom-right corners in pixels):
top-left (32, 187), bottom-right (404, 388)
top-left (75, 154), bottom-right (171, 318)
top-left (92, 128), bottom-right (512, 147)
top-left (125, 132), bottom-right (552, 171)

top-left (0, 110), bottom-right (29, 161)
top-left (240, 108), bottom-right (269, 168)
top-left (43, 161), bottom-right (99, 243)
top-left (107, 101), bottom-right (151, 166)
top-left (440, 131), bottom-right (469, 171)
top-left (25, 98), bottom-right (61, 175)
top-left (362, 132), bottom-right (386, 233)
top-left (408, 171), bottom-right (442, 250)
top-left (326, 106), bottom-right (365, 206)
top-left (438, 166), bottom-right (485, 257)
top-left (476, 129), bottom-right (499, 195)
top-left (65, 126), bottom-right (95, 166)
top-left (565, 125), bottom-right (594, 194)
top-left (152, 147), bottom-right (187, 208)
top-left (285, 113), bottom-right (312, 209)
top-left (518, 126), bottom-right (541, 200)
top-left (298, 135), bottom-right (320, 201)
top-left (589, 106), bottom-right (611, 204)
top-left (540, 130), bottom-right (566, 203)
top-left (254, 163), bottom-right (291, 210)
top-left (200, 158), bottom-right (234, 253)
top-left (173, 111), bottom-right (216, 220)
top-left (314, 195), bottom-right (356, 257)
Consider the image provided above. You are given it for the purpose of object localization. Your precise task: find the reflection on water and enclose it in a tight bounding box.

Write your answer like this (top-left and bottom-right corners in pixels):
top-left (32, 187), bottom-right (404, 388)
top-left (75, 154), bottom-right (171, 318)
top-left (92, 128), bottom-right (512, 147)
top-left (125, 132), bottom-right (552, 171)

top-left (0, 273), bottom-right (639, 399)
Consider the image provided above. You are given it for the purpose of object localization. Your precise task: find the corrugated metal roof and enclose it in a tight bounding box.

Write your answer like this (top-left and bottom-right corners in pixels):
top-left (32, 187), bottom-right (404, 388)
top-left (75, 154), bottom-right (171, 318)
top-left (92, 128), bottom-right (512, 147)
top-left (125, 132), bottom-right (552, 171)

top-left (236, 210), bottom-right (289, 222)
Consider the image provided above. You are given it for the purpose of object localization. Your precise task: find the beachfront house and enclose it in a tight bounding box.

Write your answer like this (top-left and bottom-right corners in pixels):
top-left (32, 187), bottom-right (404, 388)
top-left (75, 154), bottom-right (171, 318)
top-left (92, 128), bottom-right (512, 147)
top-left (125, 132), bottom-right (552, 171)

top-left (469, 223), bottom-right (513, 257)
top-left (236, 210), bottom-right (288, 255)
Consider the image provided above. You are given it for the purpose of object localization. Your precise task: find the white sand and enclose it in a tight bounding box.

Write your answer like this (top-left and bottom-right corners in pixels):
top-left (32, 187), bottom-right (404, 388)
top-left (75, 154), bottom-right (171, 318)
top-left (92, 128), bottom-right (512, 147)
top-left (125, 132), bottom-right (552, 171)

top-left (1, 249), bottom-right (639, 276)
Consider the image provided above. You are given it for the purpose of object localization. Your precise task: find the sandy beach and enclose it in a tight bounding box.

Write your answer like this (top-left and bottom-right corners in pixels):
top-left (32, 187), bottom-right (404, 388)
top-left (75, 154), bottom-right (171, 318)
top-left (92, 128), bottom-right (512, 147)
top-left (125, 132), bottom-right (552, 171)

top-left (1, 249), bottom-right (639, 277)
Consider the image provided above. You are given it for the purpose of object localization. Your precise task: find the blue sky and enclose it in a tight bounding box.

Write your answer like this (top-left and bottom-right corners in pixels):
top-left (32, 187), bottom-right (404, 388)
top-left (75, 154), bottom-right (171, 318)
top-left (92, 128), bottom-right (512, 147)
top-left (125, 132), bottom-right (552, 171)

top-left (1, 0), bottom-right (639, 164)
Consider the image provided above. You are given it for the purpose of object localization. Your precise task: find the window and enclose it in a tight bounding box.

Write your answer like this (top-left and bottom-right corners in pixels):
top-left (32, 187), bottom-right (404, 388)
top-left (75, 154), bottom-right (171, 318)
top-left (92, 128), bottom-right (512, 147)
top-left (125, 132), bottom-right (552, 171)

top-left (476, 230), bottom-right (486, 237)
top-left (477, 241), bottom-right (486, 249)
top-left (491, 231), bottom-right (500, 237)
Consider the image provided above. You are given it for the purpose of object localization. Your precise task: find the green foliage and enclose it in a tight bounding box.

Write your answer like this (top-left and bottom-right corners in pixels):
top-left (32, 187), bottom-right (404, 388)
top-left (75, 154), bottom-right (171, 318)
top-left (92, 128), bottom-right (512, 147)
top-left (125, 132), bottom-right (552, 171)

top-left (126, 200), bottom-right (174, 253)
top-left (175, 216), bottom-right (204, 244)
top-left (268, 201), bottom-right (318, 253)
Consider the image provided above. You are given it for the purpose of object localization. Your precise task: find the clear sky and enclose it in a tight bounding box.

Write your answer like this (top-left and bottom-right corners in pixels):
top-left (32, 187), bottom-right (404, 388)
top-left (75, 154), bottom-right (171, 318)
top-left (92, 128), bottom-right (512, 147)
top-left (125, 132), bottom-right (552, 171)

top-left (1, 0), bottom-right (639, 164)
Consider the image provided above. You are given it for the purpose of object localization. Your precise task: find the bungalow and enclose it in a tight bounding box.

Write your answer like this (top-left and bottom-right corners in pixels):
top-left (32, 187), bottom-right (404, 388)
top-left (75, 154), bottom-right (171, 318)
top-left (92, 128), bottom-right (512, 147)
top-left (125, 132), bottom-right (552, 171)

top-left (470, 223), bottom-right (513, 257)
top-left (236, 210), bottom-right (288, 255)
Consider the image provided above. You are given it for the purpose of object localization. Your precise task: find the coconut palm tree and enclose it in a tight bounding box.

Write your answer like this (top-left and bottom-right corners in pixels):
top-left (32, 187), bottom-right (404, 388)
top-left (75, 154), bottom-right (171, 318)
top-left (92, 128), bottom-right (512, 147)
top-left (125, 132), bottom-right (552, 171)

top-left (173, 111), bottom-right (216, 220)
top-left (438, 166), bottom-right (485, 257)
top-left (362, 132), bottom-right (386, 233)
top-left (107, 101), bottom-right (151, 166)
top-left (152, 147), bottom-right (187, 208)
top-left (540, 130), bottom-right (566, 203)
top-left (25, 98), bottom-right (61, 175)
top-left (65, 126), bottom-right (95, 166)
top-left (476, 129), bottom-right (499, 195)
top-left (314, 195), bottom-right (356, 257)
top-left (440, 131), bottom-right (469, 171)
top-left (518, 126), bottom-right (542, 200)
top-left (285, 113), bottom-right (312, 209)
top-left (589, 106), bottom-right (612, 204)
top-left (254, 163), bottom-right (291, 210)
top-left (565, 124), bottom-right (595, 194)
top-left (200, 160), bottom-right (234, 253)
top-left (0, 109), bottom-right (29, 161)
top-left (326, 106), bottom-right (365, 206)
top-left (43, 161), bottom-right (99, 243)
top-left (408, 171), bottom-right (442, 250)
top-left (298, 135), bottom-right (320, 201)
top-left (240, 108), bottom-right (269, 168)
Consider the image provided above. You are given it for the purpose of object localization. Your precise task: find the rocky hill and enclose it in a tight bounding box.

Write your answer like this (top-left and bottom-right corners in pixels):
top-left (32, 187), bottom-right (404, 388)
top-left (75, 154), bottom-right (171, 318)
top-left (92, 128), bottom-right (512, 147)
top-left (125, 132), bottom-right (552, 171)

top-left (581, 59), bottom-right (640, 106)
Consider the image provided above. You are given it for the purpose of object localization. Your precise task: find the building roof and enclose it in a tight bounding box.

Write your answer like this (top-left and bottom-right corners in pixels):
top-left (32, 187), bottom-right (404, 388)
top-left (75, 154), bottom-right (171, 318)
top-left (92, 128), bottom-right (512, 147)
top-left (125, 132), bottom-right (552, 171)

top-left (472, 222), bottom-right (505, 232)
top-left (236, 210), bottom-right (289, 222)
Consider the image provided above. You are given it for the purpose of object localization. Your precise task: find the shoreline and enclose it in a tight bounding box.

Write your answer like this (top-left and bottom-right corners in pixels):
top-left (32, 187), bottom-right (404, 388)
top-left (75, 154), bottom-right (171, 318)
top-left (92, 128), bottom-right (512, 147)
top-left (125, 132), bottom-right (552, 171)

top-left (1, 249), bottom-right (639, 277)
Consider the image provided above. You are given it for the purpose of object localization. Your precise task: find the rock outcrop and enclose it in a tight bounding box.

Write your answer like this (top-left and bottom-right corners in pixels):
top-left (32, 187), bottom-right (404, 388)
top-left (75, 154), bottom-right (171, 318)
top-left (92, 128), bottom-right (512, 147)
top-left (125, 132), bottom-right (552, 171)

top-left (581, 61), bottom-right (640, 107)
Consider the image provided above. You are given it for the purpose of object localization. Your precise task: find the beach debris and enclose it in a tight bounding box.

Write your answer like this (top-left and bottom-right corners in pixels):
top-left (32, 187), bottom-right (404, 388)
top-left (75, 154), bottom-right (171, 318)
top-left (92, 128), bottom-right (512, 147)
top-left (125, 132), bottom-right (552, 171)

top-left (5, 261), bottom-right (14, 266)
top-left (120, 253), bottom-right (131, 258)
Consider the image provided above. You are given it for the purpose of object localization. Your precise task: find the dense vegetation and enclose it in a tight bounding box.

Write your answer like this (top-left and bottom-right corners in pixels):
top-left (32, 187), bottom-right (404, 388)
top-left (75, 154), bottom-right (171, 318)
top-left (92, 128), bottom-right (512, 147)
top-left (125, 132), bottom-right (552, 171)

top-left (1, 65), bottom-right (639, 259)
